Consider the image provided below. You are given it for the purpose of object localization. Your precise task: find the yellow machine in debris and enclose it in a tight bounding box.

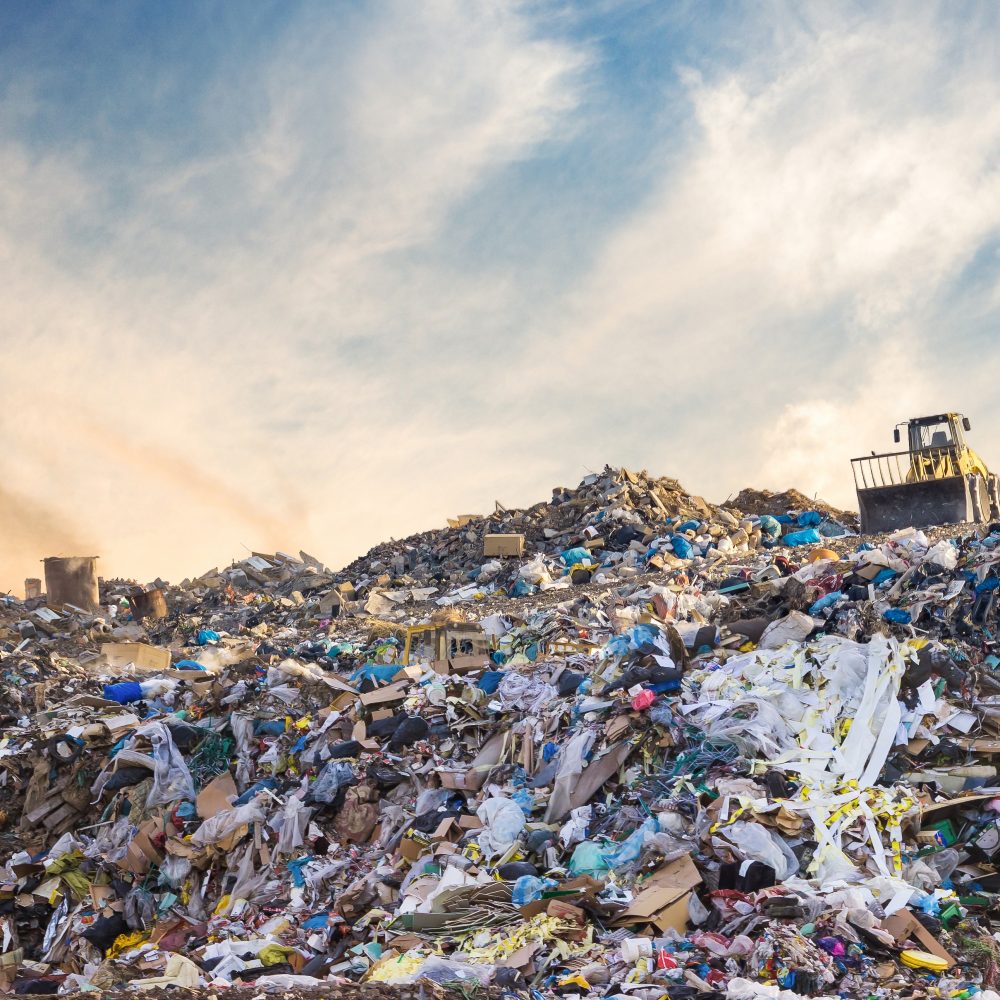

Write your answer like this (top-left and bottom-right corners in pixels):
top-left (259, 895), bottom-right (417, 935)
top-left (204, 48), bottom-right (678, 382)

top-left (852, 413), bottom-right (1000, 534)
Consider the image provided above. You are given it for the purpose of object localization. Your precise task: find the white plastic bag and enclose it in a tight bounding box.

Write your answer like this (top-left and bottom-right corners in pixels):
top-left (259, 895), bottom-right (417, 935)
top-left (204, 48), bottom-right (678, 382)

top-left (142, 722), bottom-right (196, 807)
top-left (190, 799), bottom-right (266, 847)
top-left (717, 821), bottom-right (798, 881)
top-left (476, 797), bottom-right (526, 858)
top-left (759, 611), bottom-right (814, 650)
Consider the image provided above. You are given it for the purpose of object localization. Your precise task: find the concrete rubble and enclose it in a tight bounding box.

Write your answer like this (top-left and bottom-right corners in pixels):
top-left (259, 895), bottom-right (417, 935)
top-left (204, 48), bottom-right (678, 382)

top-left (2, 466), bottom-right (1000, 999)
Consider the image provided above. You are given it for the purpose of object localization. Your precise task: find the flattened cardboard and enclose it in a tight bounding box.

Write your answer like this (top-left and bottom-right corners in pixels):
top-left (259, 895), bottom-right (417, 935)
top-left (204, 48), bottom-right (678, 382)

top-left (612, 854), bottom-right (701, 933)
top-left (449, 655), bottom-right (490, 674)
top-left (359, 681), bottom-right (409, 706)
top-left (882, 911), bottom-right (956, 967)
top-left (439, 731), bottom-right (506, 791)
top-left (566, 741), bottom-right (635, 814)
top-left (545, 899), bottom-right (587, 940)
top-left (196, 772), bottom-right (237, 819)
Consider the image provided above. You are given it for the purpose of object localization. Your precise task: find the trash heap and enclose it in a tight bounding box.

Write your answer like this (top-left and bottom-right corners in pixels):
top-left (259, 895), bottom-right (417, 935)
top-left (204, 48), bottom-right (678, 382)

top-left (4, 469), bottom-right (1000, 999)
top-left (341, 467), bottom-right (857, 612)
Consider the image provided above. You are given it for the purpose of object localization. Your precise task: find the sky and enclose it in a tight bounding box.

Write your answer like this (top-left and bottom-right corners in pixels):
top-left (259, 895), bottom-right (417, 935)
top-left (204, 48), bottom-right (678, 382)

top-left (3, 0), bottom-right (1000, 590)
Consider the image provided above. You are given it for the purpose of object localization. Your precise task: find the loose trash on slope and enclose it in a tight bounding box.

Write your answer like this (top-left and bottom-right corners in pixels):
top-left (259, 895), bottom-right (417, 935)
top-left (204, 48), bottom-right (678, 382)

top-left (3, 468), bottom-right (1000, 999)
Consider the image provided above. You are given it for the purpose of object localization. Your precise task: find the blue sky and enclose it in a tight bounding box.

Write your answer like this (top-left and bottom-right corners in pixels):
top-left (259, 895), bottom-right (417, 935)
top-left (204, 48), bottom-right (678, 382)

top-left (3, 0), bottom-right (1000, 586)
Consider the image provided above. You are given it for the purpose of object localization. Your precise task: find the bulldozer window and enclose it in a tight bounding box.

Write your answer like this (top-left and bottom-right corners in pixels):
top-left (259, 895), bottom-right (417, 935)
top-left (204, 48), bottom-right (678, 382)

top-left (912, 420), bottom-right (953, 451)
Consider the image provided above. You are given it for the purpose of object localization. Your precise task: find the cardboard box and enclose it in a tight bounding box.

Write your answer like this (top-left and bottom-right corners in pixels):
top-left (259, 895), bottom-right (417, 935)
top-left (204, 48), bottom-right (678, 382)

top-left (483, 534), bottom-right (525, 558)
top-left (101, 642), bottom-right (172, 673)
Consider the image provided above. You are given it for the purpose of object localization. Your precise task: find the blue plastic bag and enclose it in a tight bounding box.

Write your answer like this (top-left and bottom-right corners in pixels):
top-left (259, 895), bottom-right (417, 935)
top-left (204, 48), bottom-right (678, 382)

top-left (602, 817), bottom-right (658, 868)
top-left (561, 547), bottom-right (592, 566)
top-left (234, 777), bottom-right (278, 805)
top-left (809, 591), bottom-right (843, 614)
top-left (512, 875), bottom-right (557, 906)
top-left (478, 670), bottom-right (506, 695)
top-left (103, 681), bottom-right (144, 704)
top-left (669, 535), bottom-right (693, 559)
top-left (883, 608), bottom-right (912, 624)
top-left (512, 787), bottom-right (536, 816)
top-left (196, 629), bottom-right (220, 645)
top-left (783, 528), bottom-right (822, 547)
top-left (350, 664), bottom-right (402, 684)
top-left (758, 515), bottom-right (782, 540)
top-left (797, 511), bottom-right (822, 527)
top-left (254, 719), bottom-right (286, 736)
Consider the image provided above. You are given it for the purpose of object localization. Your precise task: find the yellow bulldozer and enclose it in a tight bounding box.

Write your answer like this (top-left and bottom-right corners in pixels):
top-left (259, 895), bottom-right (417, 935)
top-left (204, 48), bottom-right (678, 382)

top-left (852, 412), bottom-right (1000, 534)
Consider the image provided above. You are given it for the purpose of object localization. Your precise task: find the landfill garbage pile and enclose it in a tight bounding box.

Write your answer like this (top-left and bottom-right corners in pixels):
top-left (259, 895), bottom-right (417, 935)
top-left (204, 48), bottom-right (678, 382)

top-left (724, 489), bottom-right (859, 533)
top-left (3, 468), bottom-right (1000, 1000)
top-left (339, 467), bottom-right (856, 613)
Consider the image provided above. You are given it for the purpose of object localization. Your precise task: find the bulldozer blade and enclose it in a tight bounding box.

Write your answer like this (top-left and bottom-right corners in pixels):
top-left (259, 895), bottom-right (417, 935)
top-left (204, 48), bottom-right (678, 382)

top-left (857, 475), bottom-right (976, 534)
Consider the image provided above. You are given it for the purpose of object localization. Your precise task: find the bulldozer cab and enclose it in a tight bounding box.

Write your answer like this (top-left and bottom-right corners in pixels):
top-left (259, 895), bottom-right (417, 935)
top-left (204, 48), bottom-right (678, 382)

top-left (899, 414), bottom-right (967, 450)
top-left (852, 412), bottom-right (998, 534)
top-left (896, 414), bottom-right (970, 482)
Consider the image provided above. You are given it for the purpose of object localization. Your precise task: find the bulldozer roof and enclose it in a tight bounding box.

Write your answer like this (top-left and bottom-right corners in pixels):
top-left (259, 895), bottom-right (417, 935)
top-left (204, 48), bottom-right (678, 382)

top-left (908, 413), bottom-right (963, 424)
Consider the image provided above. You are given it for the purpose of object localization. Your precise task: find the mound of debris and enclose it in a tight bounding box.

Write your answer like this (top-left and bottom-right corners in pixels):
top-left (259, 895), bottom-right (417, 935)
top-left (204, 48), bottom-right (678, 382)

top-left (12, 466), bottom-right (1000, 1000)
top-left (338, 467), bottom-right (855, 607)
top-left (726, 486), bottom-right (859, 530)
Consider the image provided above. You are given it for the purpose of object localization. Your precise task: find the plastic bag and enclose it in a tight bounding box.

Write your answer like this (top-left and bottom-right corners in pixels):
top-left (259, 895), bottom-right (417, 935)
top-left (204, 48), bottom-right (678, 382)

top-left (159, 854), bottom-right (192, 889)
top-left (476, 797), bottom-right (526, 858)
top-left (717, 821), bottom-right (798, 881)
top-left (758, 515), bottom-right (782, 541)
top-left (477, 559), bottom-right (503, 581)
top-left (190, 799), bottom-right (267, 847)
top-left (497, 673), bottom-right (557, 713)
top-left (568, 840), bottom-right (610, 877)
top-left (418, 956), bottom-right (495, 985)
top-left (103, 681), bottom-right (144, 704)
top-left (511, 874), bottom-right (557, 905)
top-left (306, 760), bottom-right (355, 804)
top-left (142, 721), bottom-right (196, 807)
top-left (759, 611), bottom-right (814, 650)
top-left (272, 794), bottom-right (313, 857)
top-left (669, 534), bottom-right (693, 559)
top-left (518, 555), bottom-right (552, 586)
top-left (511, 787), bottom-right (535, 816)
top-left (602, 817), bottom-right (657, 869)
top-left (559, 806), bottom-right (591, 847)
top-left (783, 528), bottom-right (822, 547)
